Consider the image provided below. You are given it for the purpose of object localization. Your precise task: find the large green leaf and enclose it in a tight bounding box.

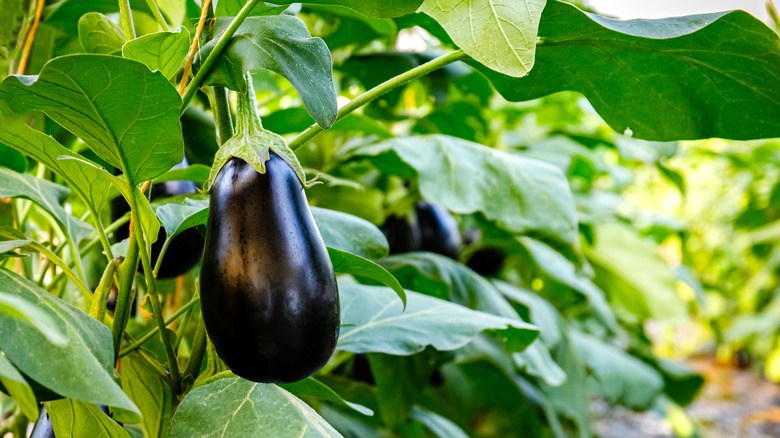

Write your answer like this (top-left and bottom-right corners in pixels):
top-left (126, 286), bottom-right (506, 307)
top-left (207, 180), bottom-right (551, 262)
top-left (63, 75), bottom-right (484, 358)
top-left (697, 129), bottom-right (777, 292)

top-left (0, 353), bottom-right (37, 421)
top-left (328, 248), bottom-right (406, 307)
top-left (0, 292), bottom-right (66, 346)
top-left (351, 135), bottom-right (577, 244)
top-left (0, 117), bottom-right (113, 215)
top-left (583, 222), bottom-right (686, 320)
top-left (410, 406), bottom-right (469, 438)
top-left (122, 27), bottom-right (191, 80)
top-left (78, 12), bottom-right (125, 55)
top-left (0, 269), bottom-right (139, 416)
top-left (280, 377), bottom-right (373, 416)
top-left (0, 54), bottom-right (183, 184)
top-left (337, 284), bottom-right (538, 354)
top-left (571, 331), bottom-right (663, 410)
top-left (481, 1), bottom-right (780, 141)
top-left (120, 353), bottom-right (172, 438)
top-left (214, 0), bottom-right (287, 17)
top-left (168, 378), bottom-right (341, 437)
top-left (420, 0), bottom-right (545, 77)
top-left (198, 16), bottom-right (338, 128)
top-left (312, 207), bottom-right (389, 260)
top-left (46, 399), bottom-right (130, 438)
top-left (0, 167), bottom-right (92, 244)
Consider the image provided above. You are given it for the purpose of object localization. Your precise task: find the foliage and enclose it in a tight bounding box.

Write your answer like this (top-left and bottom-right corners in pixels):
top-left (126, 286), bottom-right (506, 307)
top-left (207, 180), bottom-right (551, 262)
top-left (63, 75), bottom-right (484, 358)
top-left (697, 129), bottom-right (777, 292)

top-left (0, 0), bottom-right (777, 437)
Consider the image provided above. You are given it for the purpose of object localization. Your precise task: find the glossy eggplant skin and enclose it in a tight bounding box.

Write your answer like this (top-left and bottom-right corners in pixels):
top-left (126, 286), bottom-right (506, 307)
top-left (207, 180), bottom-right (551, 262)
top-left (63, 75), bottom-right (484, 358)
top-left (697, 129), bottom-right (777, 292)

top-left (30, 408), bottom-right (54, 438)
top-left (112, 164), bottom-right (204, 279)
top-left (200, 154), bottom-right (340, 384)
top-left (415, 202), bottom-right (461, 259)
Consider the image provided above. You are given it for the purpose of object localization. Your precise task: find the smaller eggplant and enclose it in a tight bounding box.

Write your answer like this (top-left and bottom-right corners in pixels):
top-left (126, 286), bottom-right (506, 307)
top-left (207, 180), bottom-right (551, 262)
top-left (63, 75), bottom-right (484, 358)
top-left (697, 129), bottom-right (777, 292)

top-left (381, 213), bottom-right (422, 255)
top-left (466, 247), bottom-right (507, 277)
top-left (415, 202), bottom-right (461, 259)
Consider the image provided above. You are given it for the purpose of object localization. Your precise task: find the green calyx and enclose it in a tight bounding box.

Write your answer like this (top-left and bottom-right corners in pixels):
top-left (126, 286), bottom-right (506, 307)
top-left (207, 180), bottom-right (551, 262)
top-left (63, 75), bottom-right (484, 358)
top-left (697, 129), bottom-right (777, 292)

top-left (203, 74), bottom-right (308, 191)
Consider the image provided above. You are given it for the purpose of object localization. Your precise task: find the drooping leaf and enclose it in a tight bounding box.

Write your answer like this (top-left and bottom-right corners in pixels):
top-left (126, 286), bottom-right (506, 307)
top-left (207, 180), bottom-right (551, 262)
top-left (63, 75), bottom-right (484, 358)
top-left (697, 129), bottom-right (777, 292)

top-left (156, 198), bottom-right (209, 240)
top-left (328, 248), bottom-right (406, 307)
top-left (0, 269), bottom-right (139, 417)
top-left (0, 292), bottom-right (67, 346)
top-left (78, 12), bottom-right (125, 54)
top-left (481, 1), bottom-right (780, 141)
top-left (280, 377), bottom-right (373, 416)
top-left (46, 399), bottom-right (130, 438)
top-left (0, 353), bottom-right (37, 421)
top-left (0, 167), bottom-right (92, 244)
top-left (312, 207), bottom-right (389, 260)
top-left (420, 0), bottom-right (545, 77)
top-left (0, 117), bottom-right (113, 215)
top-left (122, 27), bottom-right (191, 80)
top-left (120, 352), bottom-right (172, 438)
top-left (410, 406), bottom-right (469, 438)
top-left (198, 16), bottom-right (338, 128)
top-left (571, 330), bottom-right (664, 410)
top-left (0, 239), bottom-right (31, 256)
top-left (0, 54), bottom-right (184, 184)
top-left (168, 378), bottom-right (341, 438)
top-left (337, 284), bottom-right (538, 355)
top-left (350, 135), bottom-right (577, 245)
top-left (494, 281), bottom-right (562, 348)
top-left (583, 222), bottom-right (686, 320)
top-left (154, 163), bottom-right (210, 184)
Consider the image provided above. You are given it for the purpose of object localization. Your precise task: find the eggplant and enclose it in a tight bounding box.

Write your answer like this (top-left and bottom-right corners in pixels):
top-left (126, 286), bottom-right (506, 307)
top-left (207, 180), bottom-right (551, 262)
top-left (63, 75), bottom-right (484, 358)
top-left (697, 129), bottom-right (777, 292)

top-left (466, 247), bottom-right (506, 277)
top-left (111, 160), bottom-right (204, 279)
top-left (200, 154), bottom-right (340, 383)
top-left (381, 213), bottom-right (422, 255)
top-left (415, 202), bottom-right (461, 259)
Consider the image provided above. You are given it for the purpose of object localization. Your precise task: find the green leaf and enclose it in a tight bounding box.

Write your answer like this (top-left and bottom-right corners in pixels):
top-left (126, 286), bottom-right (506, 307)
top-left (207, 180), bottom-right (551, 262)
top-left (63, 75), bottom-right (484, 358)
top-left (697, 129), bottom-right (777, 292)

top-left (494, 280), bottom-right (561, 348)
top-left (78, 12), bottom-right (125, 55)
top-left (0, 167), bottom-right (92, 244)
top-left (0, 292), bottom-right (67, 346)
top-left (156, 198), bottom-right (209, 240)
top-left (0, 143), bottom-right (26, 173)
top-left (198, 16), bottom-right (337, 128)
top-left (328, 248), bottom-right (406, 308)
top-left (0, 239), bottom-right (30, 255)
top-left (214, 0), bottom-right (287, 16)
top-left (264, 108), bottom-right (392, 137)
top-left (273, 0), bottom-right (422, 18)
top-left (154, 163), bottom-right (210, 184)
top-left (571, 331), bottom-right (664, 410)
top-left (337, 284), bottom-right (538, 354)
top-left (46, 399), bottom-right (130, 438)
top-left (481, 1), bottom-right (780, 141)
top-left (0, 117), bottom-right (113, 216)
top-left (539, 332), bottom-right (590, 437)
top-left (312, 207), bottom-right (389, 260)
top-left (420, 0), bottom-right (545, 77)
top-left (120, 352), bottom-right (172, 438)
top-left (0, 353), bottom-right (37, 421)
top-left (168, 378), bottom-right (341, 437)
top-left (280, 377), bottom-right (373, 416)
top-left (122, 27), bottom-right (191, 80)
top-left (410, 406), bottom-right (469, 438)
top-left (517, 237), bottom-right (618, 332)
top-left (583, 222), bottom-right (686, 320)
top-left (0, 268), bottom-right (139, 417)
top-left (0, 54), bottom-right (184, 184)
top-left (351, 135), bottom-right (577, 245)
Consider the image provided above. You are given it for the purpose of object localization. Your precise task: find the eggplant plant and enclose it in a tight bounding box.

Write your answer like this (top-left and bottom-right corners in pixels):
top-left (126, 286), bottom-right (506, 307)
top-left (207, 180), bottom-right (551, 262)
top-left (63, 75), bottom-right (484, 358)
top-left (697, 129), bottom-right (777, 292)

top-left (0, 0), bottom-right (778, 437)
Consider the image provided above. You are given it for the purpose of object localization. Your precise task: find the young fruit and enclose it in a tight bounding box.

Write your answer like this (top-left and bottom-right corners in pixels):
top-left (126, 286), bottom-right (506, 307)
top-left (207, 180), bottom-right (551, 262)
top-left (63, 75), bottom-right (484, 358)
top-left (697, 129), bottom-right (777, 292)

top-left (200, 154), bottom-right (340, 383)
top-left (111, 160), bottom-right (204, 279)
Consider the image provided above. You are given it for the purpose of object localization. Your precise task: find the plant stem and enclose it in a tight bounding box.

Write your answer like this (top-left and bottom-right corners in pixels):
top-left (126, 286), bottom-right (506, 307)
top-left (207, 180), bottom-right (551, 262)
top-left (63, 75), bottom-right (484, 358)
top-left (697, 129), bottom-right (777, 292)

top-left (24, 241), bottom-right (92, 306)
top-left (112, 228), bottom-right (140, 357)
top-left (208, 87), bottom-right (235, 144)
top-left (183, 317), bottom-right (208, 383)
top-left (144, 0), bottom-right (169, 31)
top-left (117, 0), bottom-right (136, 40)
top-left (289, 50), bottom-right (468, 150)
top-left (119, 295), bottom-right (200, 358)
top-left (91, 208), bottom-right (115, 261)
top-left (16, 0), bottom-right (45, 75)
top-left (180, 0), bottom-right (263, 113)
top-left (128, 192), bottom-right (181, 392)
top-left (152, 238), bottom-right (171, 277)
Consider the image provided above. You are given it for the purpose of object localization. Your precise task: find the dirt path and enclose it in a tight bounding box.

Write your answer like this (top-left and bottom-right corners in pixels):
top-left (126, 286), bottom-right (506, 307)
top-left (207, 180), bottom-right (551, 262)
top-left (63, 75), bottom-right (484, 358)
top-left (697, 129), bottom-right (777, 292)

top-left (593, 359), bottom-right (780, 438)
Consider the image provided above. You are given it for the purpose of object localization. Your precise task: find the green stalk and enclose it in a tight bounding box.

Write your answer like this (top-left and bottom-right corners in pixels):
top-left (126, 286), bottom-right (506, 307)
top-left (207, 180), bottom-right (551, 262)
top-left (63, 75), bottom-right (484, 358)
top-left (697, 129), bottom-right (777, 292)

top-left (128, 192), bottom-right (181, 392)
top-left (180, 0), bottom-right (264, 113)
top-left (112, 229), bottom-right (140, 357)
top-left (144, 0), bottom-right (169, 31)
top-left (119, 295), bottom-right (200, 358)
top-left (289, 50), bottom-right (468, 150)
top-left (151, 238), bottom-right (171, 278)
top-left (117, 0), bottom-right (136, 40)
top-left (183, 318), bottom-right (208, 383)
top-left (208, 87), bottom-right (235, 144)
top-left (24, 241), bottom-right (92, 307)
top-left (90, 256), bottom-right (124, 323)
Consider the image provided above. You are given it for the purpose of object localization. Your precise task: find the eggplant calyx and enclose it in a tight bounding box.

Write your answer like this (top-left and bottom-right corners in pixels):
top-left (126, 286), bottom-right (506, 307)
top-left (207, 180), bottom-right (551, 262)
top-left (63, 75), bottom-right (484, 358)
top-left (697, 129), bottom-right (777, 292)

top-left (203, 73), bottom-right (308, 191)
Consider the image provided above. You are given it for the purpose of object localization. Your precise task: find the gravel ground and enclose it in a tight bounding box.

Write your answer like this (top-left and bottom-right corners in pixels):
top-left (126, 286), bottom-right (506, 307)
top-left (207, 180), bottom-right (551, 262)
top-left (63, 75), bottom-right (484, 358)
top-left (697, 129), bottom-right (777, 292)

top-left (593, 359), bottom-right (780, 438)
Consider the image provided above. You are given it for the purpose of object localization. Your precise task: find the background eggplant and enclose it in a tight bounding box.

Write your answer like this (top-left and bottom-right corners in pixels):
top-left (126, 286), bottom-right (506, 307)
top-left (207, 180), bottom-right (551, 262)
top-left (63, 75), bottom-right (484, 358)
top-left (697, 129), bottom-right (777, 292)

top-left (111, 160), bottom-right (204, 279)
top-left (466, 247), bottom-right (507, 277)
top-left (200, 154), bottom-right (340, 384)
top-left (416, 202), bottom-right (461, 259)
top-left (381, 213), bottom-right (422, 255)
